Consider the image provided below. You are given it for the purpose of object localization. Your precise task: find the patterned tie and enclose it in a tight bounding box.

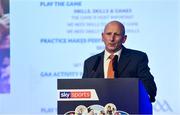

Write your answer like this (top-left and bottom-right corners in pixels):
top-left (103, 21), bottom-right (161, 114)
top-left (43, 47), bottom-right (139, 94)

top-left (107, 54), bottom-right (114, 79)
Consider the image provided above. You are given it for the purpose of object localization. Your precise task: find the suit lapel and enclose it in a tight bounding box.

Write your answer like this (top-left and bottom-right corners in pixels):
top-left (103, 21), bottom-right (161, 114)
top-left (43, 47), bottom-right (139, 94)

top-left (118, 46), bottom-right (131, 77)
top-left (95, 51), bottom-right (104, 78)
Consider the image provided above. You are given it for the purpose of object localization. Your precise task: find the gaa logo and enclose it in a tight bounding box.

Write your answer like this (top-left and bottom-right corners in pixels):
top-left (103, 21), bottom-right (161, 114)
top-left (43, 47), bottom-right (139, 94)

top-left (153, 100), bottom-right (173, 112)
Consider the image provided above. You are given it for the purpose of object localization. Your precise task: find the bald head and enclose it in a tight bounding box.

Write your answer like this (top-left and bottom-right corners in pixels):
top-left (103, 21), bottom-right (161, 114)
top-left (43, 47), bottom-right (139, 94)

top-left (104, 21), bottom-right (125, 36)
top-left (102, 20), bottom-right (127, 53)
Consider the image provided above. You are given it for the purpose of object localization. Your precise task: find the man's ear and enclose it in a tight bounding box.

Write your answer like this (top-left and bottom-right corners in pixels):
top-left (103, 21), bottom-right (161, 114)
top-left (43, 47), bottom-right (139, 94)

top-left (122, 35), bottom-right (127, 43)
top-left (101, 33), bottom-right (104, 42)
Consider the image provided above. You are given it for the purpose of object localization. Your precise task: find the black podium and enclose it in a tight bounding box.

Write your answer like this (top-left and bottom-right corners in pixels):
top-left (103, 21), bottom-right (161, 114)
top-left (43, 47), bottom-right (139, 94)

top-left (57, 78), bottom-right (152, 114)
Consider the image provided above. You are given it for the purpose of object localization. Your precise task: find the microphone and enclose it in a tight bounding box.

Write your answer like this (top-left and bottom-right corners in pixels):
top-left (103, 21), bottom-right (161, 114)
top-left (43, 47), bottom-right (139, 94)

top-left (92, 56), bottom-right (101, 72)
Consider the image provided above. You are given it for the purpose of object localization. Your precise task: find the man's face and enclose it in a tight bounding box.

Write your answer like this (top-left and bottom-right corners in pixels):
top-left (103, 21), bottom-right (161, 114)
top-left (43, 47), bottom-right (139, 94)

top-left (102, 22), bottom-right (127, 53)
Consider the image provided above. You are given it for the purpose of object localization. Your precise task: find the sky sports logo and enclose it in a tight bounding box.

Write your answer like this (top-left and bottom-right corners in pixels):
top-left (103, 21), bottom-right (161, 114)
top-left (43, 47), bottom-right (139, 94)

top-left (60, 91), bottom-right (91, 98)
top-left (57, 89), bottom-right (99, 101)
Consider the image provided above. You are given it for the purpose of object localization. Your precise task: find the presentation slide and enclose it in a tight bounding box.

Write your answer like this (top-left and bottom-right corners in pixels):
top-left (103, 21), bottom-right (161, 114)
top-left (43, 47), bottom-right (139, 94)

top-left (0, 0), bottom-right (179, 114)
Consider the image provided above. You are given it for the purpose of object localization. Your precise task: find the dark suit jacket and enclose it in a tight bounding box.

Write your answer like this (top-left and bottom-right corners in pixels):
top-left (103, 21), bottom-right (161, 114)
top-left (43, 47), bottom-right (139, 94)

top-left (82, 46), bottom-right (157, 102)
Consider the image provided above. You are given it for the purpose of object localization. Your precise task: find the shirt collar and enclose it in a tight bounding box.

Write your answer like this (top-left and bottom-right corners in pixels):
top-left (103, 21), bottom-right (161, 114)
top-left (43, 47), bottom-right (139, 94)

top-left (104, 49), bottom-right (122, 61)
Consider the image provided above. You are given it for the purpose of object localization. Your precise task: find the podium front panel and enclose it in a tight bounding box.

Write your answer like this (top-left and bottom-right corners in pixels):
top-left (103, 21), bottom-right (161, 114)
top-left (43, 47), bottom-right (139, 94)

top-left (57, 78), bottom-right (152, 114)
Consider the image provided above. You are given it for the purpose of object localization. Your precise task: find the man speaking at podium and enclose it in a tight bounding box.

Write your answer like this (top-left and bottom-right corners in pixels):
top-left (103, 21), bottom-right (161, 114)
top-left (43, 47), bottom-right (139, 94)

top-left (82, 20), bottom-right (157, 102)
